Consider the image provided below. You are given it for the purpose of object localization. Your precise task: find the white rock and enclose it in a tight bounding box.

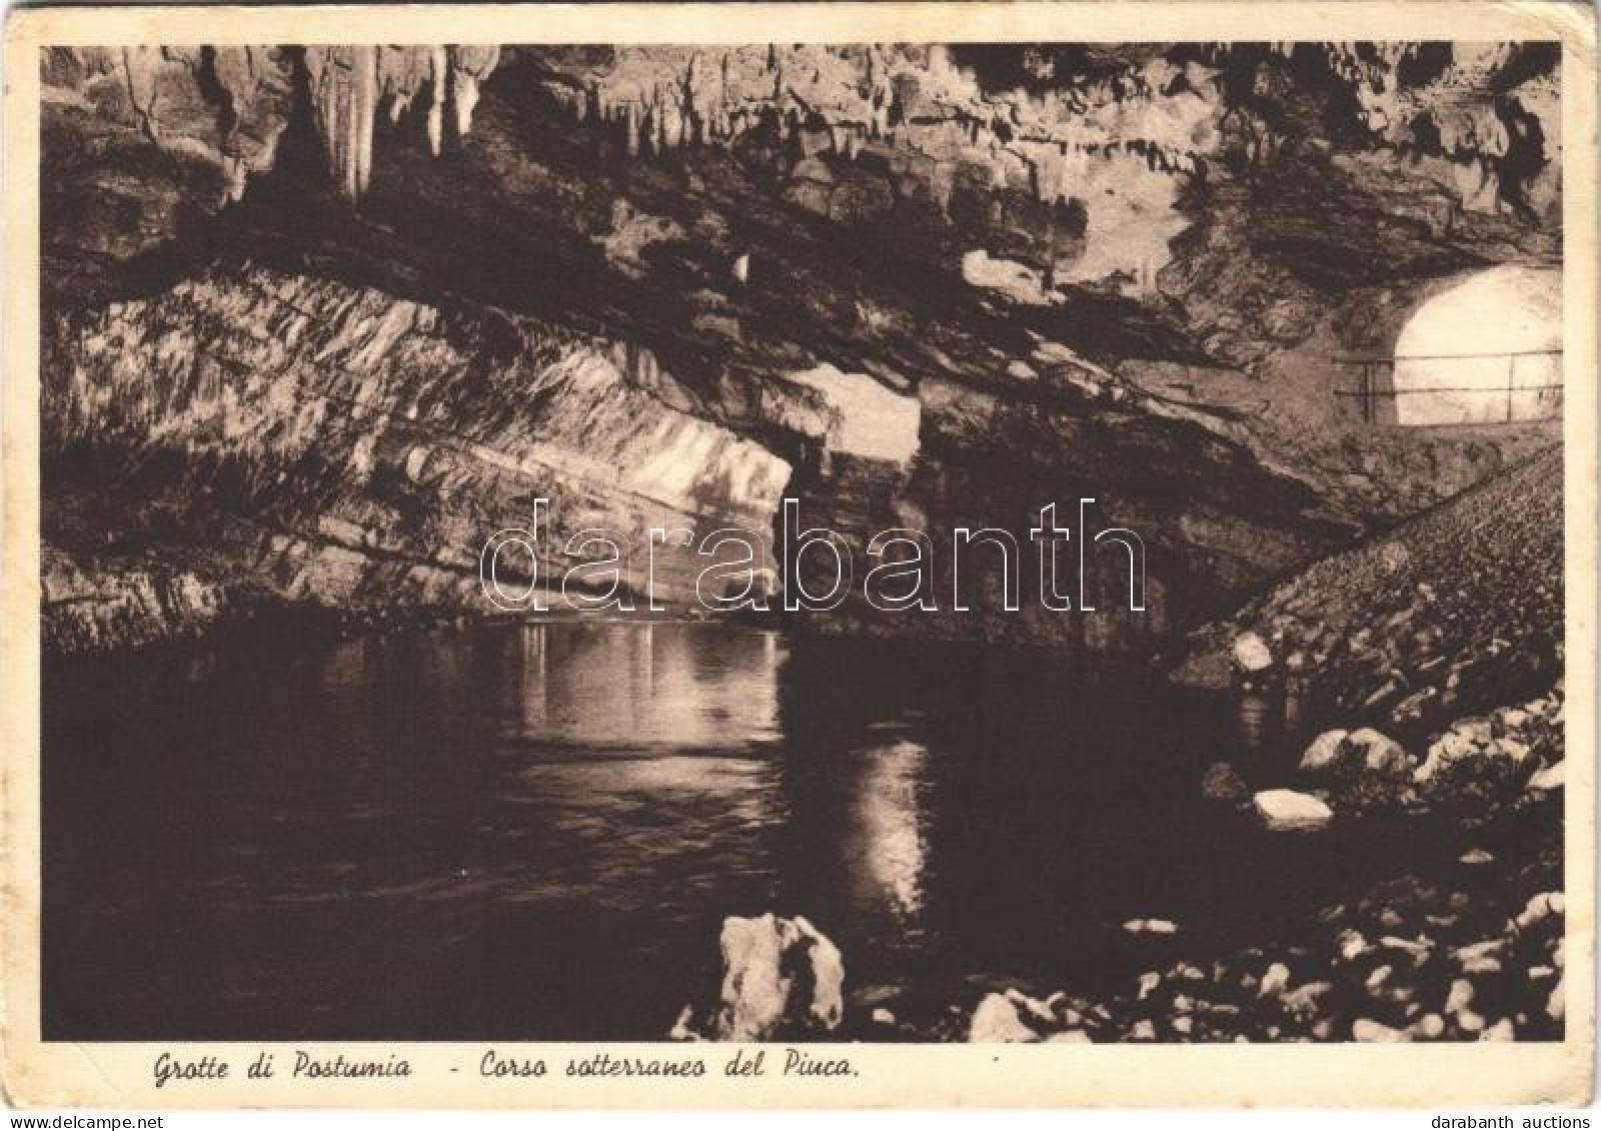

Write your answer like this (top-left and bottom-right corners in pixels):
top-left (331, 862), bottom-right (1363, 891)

top-left (1298, 729), bottom-right (1349, 775)
top-left (1004, 987), bottom-right (1057, 1026)
top-left (1336, 930), bottom-right (1370, 961)
top-left (1231, 631), bottom-right (1274, 673)
top-left (1528, 761), bottom-right (1565, 792)
top-left (1348, 727), bottom-right (1409, 775)
top-left (1497, 708), bottom-right (1530, 731)
top-left (1479, 1018), bottom-right (1516, 1041)
top-left (1414, 732), bottom-right (1476, 783)
top-left (1122, 917), bottom-right (1179, 935)
top-left (668, 1004), bottom-right (700, 1042)
top-left (1281, 981), bottom-right (1332, 1018)
top-left (709, 913), bottom-right (844, 1040)
top-left (968, 993), bottom-right (1039, 1043)
top-left (1515, 891), bottom-right (1564, 931)
top-left (1259, 962), bottom-right (1291, 997)
top-left (1353, 1018), bottom-right (1412, 1043)
top-left (1252, 789), bottom-right (1334, 831)
top-left (1412, 1013), bottom-right (1445, 1039)
top-left (1379, 936), bottom-right (1433, 964)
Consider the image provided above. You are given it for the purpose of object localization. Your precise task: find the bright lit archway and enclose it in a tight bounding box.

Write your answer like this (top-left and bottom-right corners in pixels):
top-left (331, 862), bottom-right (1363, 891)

top-left (1389, 266), bottom-right (1562, 426)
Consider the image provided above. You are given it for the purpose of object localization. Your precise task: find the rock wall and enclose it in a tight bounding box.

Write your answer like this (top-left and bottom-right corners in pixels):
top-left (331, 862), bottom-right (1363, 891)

top-left (44, 268), bottom-right (792, 648)
top-left (37, 41), bottom-right (1565, 653)
top-left (1175, 445), bottom-right (1563, 738)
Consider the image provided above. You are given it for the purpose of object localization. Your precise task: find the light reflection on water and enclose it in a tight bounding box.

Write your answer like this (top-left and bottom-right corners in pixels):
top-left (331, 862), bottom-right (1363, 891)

top-left (849, 740), bottom-right (930, 924)
top-left (43, 620), bottom-right (1451, 1041)
top-left (513, 622), bottom-right (784, 748)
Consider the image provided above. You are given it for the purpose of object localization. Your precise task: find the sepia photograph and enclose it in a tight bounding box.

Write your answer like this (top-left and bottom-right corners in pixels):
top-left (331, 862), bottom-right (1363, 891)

top-left (1, 0), bottom-right (1595, 1113)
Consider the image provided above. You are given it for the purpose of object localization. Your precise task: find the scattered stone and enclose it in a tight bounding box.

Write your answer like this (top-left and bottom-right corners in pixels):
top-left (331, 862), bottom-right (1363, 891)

top-left (1547, 977), bottom-right (1565, 1022)
top-left (1444, 978), bottom-right (1475, 1019)
top-left (1378, 936), bottom-right (1432, 965)
top-left (1527, 761), bottom-right (1565, 792)
top-left (1335, 930), bottom-right (1370, 962)
top-left (1515, 891), bottom-right (1563, 931)
top-left (1004, 987), bottom-right (1057, 1026)
top-left (1123, 917), bottom-right (1179, 935)
top-left (1413, 1013), bottom-right (1445, 1038)
top-left (968, 993), bottom-right (1039, 1043)
top-left (1347, 727), bottom-right (1409, 775)
top-left (1458, 848), bottom-right (1495, 865)
top-left (1299, 729), bottom-right (1350, 775)
top-left (1252, 789), bottom-right (1334, 831)
top-left (1201, 761), bottom-right (1249, 802)
top-left (1353, 1018), bottom-right (1411, 1043)
top-left (668, 1005), bottom-right (700, 1042)
top-left (1280, 982), bottom-right (1332, 1019)
top-left (1258, 962), bottom-right (1291, 997)
top-left (1232, 631), bottom-right (1274, 674)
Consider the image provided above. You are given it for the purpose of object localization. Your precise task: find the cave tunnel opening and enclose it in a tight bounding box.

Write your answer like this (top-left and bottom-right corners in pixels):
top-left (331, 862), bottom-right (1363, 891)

top-left (1381, 265), bottom-right (1562, 427)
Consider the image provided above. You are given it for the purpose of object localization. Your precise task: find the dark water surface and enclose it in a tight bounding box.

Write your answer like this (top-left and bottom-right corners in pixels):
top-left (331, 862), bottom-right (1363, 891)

top-left (44, 621), bottom-right (1454, 1040)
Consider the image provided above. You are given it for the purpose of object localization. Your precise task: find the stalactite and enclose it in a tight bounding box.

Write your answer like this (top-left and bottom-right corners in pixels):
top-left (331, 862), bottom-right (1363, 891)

top-left (301, 44), bottom-right (499, 202)
top-left (450, 46), bottom-right (501, 141)
top-left (87, 41), bottom-right (1558, 215)
top-left (351, 46), bottom-right (377, 199)
top-left (625, 101), bottom-right (641, 157)
top-left (426, 47), bottom-right (448, 156)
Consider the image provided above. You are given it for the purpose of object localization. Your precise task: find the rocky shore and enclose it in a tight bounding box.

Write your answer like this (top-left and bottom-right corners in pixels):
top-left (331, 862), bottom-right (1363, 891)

top-left (941, 449), bottom-right (1567, 1042)
top-left (674, 448), bottom-right (1567, 1044)
top-left (934, 681), bottom-right (1565, 1045)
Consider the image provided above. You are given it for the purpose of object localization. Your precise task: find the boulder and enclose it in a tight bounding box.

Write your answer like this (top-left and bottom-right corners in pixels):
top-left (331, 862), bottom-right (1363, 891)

top-left (675, 913), bottom-right (845, 1041)
top-left (1298, 729), bottom-right (1350, 775)
top-left (1527, 761), bottom-right (1565, 793)
top-left (1415, 725), bottom-right (1538, 784)
top-left (1201, 761), bottom-right (1249, 802)
top-left (1348, 727), bottom-right (1410, 775)
top-left (968, 993), bottom-right (1040, 1043)
top-left (1252, 789), bottom-right (1334, 831)
top-left (1231, 631), bottom-right (1274, 674)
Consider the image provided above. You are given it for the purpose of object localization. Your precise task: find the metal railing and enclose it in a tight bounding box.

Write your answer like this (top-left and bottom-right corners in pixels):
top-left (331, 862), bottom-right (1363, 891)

top-left (1331, 349), bottom-right (1563, 425)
